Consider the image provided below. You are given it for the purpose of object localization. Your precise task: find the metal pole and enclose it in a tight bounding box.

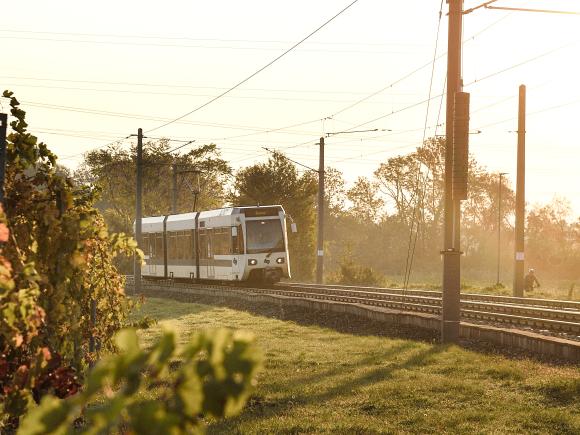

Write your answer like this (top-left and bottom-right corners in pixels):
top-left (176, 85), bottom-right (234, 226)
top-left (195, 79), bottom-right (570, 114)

top-left (172, 163), bottom-right (178, 214)
top-left (442, 0), bottom-right (463, 343)
top-left (497, 173), bottom-right (506, 285)
top-left (0, 113), bottom-right (7, 205)
top-left (134, 128), bottom-right (143, 295)
top-left (514, 85), bottom-right (526, 297)
top-left (316, 136), bottom-right (325, 284)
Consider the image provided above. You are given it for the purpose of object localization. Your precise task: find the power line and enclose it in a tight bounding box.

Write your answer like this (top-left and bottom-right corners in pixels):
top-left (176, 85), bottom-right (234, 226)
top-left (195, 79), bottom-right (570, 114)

top-left (0, 74), bottom-right (427, 97)
top-left (342, 37), bottom-right (579, 134)
top-left (236, 13), bottom-right (513, 156)
top-left (262, 147), bottom-right (318, 172)
top-left (474, 96), bottom-right (580, 130)
top-left (167, 140), bottom-right (196, 154)
top-left (19, 100), bottom-right (319, 136)
top-left (3, 80), bottom-right (425, 104)
top-left (322, 12), bottom-right (512, 121)
top-left (0, 28), bottom-right (429, 47)
top-left (145, 0), bottom-right (362, 134)
top-left (464, 39), bottom-right (579, 87)
top-left (404, 0), bottom-right (445, 290)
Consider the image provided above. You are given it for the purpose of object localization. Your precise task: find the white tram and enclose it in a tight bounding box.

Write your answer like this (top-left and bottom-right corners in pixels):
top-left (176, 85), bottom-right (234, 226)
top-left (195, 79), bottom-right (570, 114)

top-left (140, 205), bottom-right (291, 284)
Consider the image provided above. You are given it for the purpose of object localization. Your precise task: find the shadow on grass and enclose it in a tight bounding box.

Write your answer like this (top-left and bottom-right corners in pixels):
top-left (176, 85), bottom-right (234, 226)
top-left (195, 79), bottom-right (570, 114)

top-left (139, 290), bottom-right (439, 342)
top-left (208, 344), bottom-right (446, 433)
top-left (131, 293), bottom-right (214, 322)
top-left (537, 378), bottom-right (580, 406)
top-left (267, 341), bottom-right (419, 391)
top-left (136, 289), bottom-right (577, 366)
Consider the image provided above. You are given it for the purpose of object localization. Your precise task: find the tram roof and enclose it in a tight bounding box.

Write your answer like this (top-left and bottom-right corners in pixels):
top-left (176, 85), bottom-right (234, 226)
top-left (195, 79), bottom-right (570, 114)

top-left (139, 205), bottom-right (284, 231)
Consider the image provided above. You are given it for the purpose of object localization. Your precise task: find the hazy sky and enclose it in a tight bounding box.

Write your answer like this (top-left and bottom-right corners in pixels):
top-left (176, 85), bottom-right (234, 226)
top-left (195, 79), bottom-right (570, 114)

top-left (2, 0), bottom-right (580, 216)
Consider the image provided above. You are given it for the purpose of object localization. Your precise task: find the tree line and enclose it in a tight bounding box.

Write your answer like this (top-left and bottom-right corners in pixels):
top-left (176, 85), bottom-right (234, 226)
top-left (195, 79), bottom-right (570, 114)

top-left (76, 136), bottom-right (580, 289)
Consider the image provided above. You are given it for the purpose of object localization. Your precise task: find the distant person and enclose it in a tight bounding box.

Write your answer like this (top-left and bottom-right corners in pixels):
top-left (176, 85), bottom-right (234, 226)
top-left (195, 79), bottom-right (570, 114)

top-left (524, 268), bottom-right (541, 292)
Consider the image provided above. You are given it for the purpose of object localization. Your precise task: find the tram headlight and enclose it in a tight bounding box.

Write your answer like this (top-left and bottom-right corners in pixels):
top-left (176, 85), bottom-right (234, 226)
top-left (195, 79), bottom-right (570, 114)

top-left (276, 257), bottom-right (285, 264)
top-left (248, 259), bottom-right (258, 266)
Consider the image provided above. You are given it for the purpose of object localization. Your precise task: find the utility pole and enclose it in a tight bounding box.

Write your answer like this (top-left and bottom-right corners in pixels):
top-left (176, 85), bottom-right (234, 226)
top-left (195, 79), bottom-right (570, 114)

top-left (172, 163), bottom-right (178, 214)
top-left (316, 136), bottom-right (325, 284)
top-left (497, 172), bottom-right (507, 285)
top-left (134, 128), bottom-right (143, 295)
top-left (441, 0), bottom-right (464, 343)
top-left (0, 113), bottom-right (7, 205)
top-left (514, 85), bottom-right (526, 297)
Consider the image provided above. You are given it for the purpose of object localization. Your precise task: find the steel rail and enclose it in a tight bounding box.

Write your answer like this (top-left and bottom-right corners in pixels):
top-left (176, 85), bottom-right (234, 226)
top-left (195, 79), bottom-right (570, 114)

top-left (276, 285), bottom-right (580, 323)
top-left (281, 282), bottom-right (580, 311)
top-left (243, 287), bottom-right (580, 335)
top-left (128, 277), bottom-right (580, 337)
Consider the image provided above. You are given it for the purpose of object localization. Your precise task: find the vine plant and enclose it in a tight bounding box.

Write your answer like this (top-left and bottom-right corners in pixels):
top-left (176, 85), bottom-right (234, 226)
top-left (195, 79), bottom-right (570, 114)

top-left (0, 91), bottom-right (142, 430)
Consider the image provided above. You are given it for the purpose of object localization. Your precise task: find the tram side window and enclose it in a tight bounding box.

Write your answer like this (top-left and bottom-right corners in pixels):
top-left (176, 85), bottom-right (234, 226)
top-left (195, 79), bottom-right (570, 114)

top-left (141, 234), bottom-right (150, 257)
top-left (155, 233), bottom-right (163, 260)
top-left (166, 232), bottom-right (173, 260)
top-left (178, 230), bottom-right (190, 260)
top-left (185, 231), bottom-right (193, 259)
top-left (199, 229), bottom-right (208, 259)
top-left (171, 231), bottom-right (181, 260)
top-left (232, 225), bottom-right (244, 254)
top-left (213, 227), bottom-right (231, 255)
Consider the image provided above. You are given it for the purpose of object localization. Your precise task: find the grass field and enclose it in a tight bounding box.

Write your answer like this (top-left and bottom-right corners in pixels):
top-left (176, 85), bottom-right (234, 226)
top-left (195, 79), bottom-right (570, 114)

top-left (134, 296), bottom-right (579, 434)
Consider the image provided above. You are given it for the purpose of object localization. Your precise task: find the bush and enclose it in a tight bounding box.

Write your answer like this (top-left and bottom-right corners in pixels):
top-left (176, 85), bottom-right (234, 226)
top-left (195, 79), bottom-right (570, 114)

top-left (334, 259), bottom-right (384, 287)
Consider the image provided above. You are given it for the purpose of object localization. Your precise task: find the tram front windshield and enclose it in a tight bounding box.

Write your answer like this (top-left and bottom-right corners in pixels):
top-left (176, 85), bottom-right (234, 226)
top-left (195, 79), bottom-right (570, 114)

top-left (245, 219), bottom-right (284, 254)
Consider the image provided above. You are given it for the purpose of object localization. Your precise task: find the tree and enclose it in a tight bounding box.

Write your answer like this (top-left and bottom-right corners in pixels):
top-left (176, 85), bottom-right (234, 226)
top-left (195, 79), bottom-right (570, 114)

top-left (324, 167), bottom-right (347, 218)
top-left (526, 197), bottom-right (580, 280)
top-left (346, 176), bottom-right (384, 223)
top-left (229, 151), bottom-right (317, 280)
top-left (374, 154), bottom-right (420, 226)
top-left (75, 141), bottom-right (232, 235)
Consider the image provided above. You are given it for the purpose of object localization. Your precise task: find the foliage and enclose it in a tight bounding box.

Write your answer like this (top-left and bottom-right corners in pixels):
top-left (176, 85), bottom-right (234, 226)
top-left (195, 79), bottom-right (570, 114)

top-left (0, 91), bottom-right (141, 430)
top-left (229, 151), bottom-right (317, 280)
top-left (346, 176), bottom-right (384, 223)
top-left (321, 137), bottom-right (521, 283)
top-left (18, 328), bottom-right (261, 435)
top-left (526, 197), bottom-right (580, 280)
top-left (333, 257), bottom-right (384, 287)
top-left (75, 140), bottom-right (232, 236)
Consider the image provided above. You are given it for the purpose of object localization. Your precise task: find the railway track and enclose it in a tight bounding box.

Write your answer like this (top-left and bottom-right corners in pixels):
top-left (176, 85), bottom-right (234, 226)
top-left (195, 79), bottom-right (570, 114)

top-left (130, 277), bottom-right (580, 339)
top-left (280, 282), bottom-right (580, 311)
top-left (268, 284), bottom-right (580, 337)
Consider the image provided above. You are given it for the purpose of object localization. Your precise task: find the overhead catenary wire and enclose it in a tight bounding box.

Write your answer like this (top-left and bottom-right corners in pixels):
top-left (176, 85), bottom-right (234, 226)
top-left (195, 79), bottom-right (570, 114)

top-left (239, 12), bottom-right (513, 158)
top-left (144, 0), bottom-right (362, 134)
top-left (8, 10), bottom-right (513, 165)
top-left (337, 36), bottom-right (578, 137)
top-left (403, 0), bottom-right (444, 291)
top-left (262, 147), bottom-right (318, 172)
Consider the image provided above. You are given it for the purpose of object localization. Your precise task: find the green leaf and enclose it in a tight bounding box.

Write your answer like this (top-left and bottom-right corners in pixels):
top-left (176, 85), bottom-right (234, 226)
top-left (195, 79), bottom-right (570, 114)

top-left (17, 396), bottom-right (74, 435)
top-left (148, 331), bottom-right (176, 368)
top-left (114, 328), bottom-right (139, 354)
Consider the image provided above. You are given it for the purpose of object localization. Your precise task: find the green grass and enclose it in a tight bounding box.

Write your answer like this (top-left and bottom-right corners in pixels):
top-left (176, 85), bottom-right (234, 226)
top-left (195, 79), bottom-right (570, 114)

top-left (134, 297), bottom-right (580, 434)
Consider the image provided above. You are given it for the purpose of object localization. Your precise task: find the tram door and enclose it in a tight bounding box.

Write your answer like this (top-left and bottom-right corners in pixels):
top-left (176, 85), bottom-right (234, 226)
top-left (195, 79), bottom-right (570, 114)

top-left (146, 235), bottom-right (155, 275)
top-left (231, 226), bottom-right (242, 280)
top-left (153, 233), bottom-right (163, 276)
top-left (207, 229), bottom-right (215, 278)
top-left (199, 228), bottom-right (215, 279)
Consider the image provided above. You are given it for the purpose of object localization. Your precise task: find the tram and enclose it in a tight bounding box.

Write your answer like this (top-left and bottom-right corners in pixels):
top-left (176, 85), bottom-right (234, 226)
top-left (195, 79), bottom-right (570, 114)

top-left (140, 205), bottom-right (291, 284)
